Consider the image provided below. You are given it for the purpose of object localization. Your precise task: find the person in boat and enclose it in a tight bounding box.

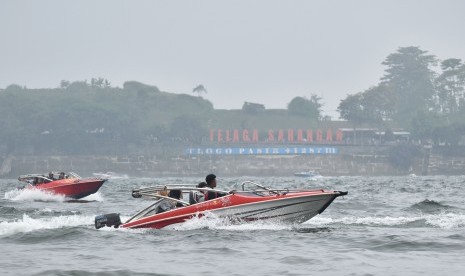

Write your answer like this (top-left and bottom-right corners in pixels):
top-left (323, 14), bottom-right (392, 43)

top-left (169, 189), bottom-right (184, 207)
top-left (46, 172), bottom-right (55, 183)
top-left (156, 188), bottom-right (174, 214)
top-left (204, 174), bottom-right (227, 201)
top-left (156, 189), bottom-right (183, 213)
top-left (189, 182), bottom-right (207, 204)
top-left (158, 186), bottom-right (169, 197)
top-left (58, 172), bottom-right (65, 180)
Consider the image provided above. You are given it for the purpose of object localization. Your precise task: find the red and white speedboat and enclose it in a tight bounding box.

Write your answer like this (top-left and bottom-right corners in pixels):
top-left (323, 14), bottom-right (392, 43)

top-left (95, 181), bottom-right (347, 229)
top-left (18, 172), bottom-right (107, 199)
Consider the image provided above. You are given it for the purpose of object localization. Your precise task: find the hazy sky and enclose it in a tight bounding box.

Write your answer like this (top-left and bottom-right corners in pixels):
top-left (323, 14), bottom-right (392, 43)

top-left (1, 0), bottom-right (464, 117)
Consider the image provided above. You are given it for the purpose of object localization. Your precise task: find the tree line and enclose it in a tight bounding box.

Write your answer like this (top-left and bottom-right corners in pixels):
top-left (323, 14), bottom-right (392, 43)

top-left (338, 46), bottom-right (465, 146)
top-left (0, 80), bottom-right (323, 155)
top-left (1, 46), bottom-right (464, 156)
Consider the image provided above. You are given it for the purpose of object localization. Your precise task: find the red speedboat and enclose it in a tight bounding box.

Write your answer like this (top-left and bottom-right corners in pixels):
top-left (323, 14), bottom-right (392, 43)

top-left (95, 181), bottom-right (347, 229)
top-left (18, 172), bottom-right (107, 199)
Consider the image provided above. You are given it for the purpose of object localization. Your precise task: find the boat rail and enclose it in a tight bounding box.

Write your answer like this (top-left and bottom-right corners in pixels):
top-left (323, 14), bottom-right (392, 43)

top-left (18, 171), bottom-right (81, 181)
top-left (69, 172), bottom-right (82, 179)
top-left (18, 174), bottom-right (53, 183)
top-left (131, 181), bottom-right (332, 199)
top-left (131, 185), bottom-right (230, 199)
top-left (132, 185), bottom-right (345, 201)
top-left (240, 180), bottom-right (283, 195)
top-left (125, 194), bottom-right (192, 223)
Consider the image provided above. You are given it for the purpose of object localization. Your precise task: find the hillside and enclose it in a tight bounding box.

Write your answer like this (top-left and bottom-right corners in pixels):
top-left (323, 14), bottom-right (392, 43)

top-left (0, 81), bottom-right (338, 155)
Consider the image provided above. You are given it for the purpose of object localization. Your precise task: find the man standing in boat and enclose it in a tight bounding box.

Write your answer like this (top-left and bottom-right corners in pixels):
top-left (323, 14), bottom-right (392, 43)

top-left (205, 174), bottom-right (227, 200)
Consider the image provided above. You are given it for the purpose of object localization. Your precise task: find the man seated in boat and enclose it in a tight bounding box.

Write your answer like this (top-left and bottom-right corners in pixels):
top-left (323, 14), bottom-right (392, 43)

top-left (204, 174), bottom-right (227, 200)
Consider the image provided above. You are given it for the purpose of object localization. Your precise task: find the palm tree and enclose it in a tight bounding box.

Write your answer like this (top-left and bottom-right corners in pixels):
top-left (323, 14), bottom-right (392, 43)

top-left (192, 85), bottom-right (207, 97)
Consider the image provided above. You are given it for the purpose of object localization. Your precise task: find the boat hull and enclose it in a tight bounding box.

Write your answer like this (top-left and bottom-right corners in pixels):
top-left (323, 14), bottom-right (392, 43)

top-left (122, 190), bottom-right (344, 229)
top-left (212, 193), bottom-right (336, 223)
top-left (27, 178), bottom-right (106, 199)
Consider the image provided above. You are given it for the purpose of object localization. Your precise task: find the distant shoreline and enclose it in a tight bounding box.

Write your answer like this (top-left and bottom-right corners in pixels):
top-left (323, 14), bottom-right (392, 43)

top-left (2, 146), bottom-right (464, 178)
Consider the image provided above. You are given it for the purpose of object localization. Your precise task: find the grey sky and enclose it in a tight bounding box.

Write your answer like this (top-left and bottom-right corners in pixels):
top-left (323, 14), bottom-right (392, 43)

top-left (1, 0), bottom-right (464, 117)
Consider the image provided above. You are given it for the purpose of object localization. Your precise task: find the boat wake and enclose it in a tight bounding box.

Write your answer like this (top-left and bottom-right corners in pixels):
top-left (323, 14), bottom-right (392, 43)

top-left (0, 214), bottom-right (95, 237)
top-left (305, 213), bottom-right (465, 229)
top-left (4, 189), bottom-right (104, 203)
top-left (97, 213), bottom-right (333, 233)
top-left (92, 172), bottom-right (129, 180)
top-left (66, 192), bottom-right (104, 203)
top-left (0, 206), bottom-right (80, 219)
top-left (4, 188), bottom-right (66, 202)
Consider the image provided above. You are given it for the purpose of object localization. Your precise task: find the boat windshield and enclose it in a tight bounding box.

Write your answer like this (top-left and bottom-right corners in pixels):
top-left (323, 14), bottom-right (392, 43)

top-left (126, 199), bottom-right (165, 223)
top-left (240, 181), bottom-right (284, 195)
top-left (126, 191), bottom-right (189, 223)
top-left (18, 174), bottom-right (53, 185)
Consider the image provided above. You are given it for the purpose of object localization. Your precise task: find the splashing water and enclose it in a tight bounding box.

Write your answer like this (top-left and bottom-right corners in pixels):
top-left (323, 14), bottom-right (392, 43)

top-left (4, 188), bottom-right (66, 202)
top-left (305, 213), bottom-right (465, 229)
top-left (0, 214), bottom-right (95, 236)
top-left (171, 211), bottom-right (293, 231)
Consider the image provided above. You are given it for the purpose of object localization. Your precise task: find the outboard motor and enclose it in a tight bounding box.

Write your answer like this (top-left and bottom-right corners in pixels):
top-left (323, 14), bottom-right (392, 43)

top-left (131, 190), bottom-right (142, 198)
top-left (95, 213), bottom-right (122, 229)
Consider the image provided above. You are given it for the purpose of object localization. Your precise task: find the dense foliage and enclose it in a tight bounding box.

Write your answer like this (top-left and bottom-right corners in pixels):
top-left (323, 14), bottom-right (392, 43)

top-left (0, 80), bottom-right (322, 155)
top-left (287, 95), bottom-right (323, 119)
top-left (0, 81), bottom-right (214, 155)
top-left (2, 46), bottom-right (464, 156)
top-left (338, 46), bottom-right (465, 145)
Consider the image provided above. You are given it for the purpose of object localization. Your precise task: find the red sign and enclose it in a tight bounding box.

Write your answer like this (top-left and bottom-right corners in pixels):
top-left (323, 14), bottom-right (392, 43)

top-left (209, 129), bottom-right (343, 143)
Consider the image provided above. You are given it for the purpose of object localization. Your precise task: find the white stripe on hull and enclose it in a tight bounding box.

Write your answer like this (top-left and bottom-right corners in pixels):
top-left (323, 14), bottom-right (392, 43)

top-left (211, 194), bottom-right (335, 223)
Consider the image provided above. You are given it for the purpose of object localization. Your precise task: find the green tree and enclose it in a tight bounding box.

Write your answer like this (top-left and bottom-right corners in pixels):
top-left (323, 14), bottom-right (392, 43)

top-left (381, 46), bottom-right (437, 123)
top-left (337, 92), bottom-right (369, 144)
top-left (60, 80), bottom-right (70, 89)
top-left (193, 85), bottom-right (207, 97)
top-left (287, 94), bottom-right (322, 119)
top-left (66, 80), bottom-right (90, 93)
top-left (338, 83), bottom-right (395, 125)
top-left (123, 81), bottom-right (159, 93)
top-left (337, 93), bottom-right (365, 124)
top-left (361, 84), bottom-right (396, 122)
top-left (338, 86), bottom-right (395, 144)
top-left (5, 84), bottom-right (23, 93)
top-left (88, 77), bottom-right (112, 88)
top-left (435, 58), bottom-right (465, 114)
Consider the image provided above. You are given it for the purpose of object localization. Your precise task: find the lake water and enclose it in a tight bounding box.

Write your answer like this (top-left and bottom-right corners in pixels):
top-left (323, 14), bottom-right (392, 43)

top-left (1, 175), bottom-right (464, 276)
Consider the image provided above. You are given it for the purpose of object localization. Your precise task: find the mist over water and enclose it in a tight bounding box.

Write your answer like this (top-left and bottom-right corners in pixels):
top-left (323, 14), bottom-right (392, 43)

top-left (1, 176), bottom-right (464, 276)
